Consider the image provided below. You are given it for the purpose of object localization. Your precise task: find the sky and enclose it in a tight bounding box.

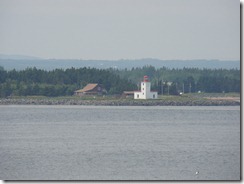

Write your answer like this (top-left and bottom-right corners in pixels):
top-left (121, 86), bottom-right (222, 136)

top-left (0, 0), bottom-right (240, 60)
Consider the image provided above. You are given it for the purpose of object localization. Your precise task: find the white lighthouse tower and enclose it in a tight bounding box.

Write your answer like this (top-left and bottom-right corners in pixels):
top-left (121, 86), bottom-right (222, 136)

top-left (134, 76), bottom-right (158, 99)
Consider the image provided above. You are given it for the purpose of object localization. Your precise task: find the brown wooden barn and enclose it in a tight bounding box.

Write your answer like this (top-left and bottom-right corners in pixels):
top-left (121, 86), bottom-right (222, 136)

top-left (74, 83), bottom-right (106, 96)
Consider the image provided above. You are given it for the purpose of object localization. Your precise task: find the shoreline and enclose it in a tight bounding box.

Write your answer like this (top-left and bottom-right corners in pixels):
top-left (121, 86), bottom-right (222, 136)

top-left (0, 98), bottom-right (240, 106)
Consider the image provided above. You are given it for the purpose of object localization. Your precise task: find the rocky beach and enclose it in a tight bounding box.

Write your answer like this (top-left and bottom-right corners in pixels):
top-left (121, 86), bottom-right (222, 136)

top-left (0, 97), bottom-right (240, 106)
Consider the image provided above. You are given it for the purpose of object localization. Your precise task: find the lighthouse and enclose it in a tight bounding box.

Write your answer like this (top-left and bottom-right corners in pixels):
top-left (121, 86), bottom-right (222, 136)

top-left (134, 76), bottom-right (158, 99)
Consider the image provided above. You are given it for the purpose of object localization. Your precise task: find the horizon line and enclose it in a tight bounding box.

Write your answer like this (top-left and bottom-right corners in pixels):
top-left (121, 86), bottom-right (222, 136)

top-left (0, 54), bottom-right (240, 62)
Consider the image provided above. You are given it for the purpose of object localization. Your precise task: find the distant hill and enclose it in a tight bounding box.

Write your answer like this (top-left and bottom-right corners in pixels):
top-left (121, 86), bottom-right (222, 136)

top-left (0, 57), bottom-right (239, 70)
top-left (0, 54), bottom-right (42, 60)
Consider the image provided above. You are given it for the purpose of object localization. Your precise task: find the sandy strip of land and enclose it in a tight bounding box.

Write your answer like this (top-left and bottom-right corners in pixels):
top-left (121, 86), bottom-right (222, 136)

top-left (204, 97), bottom-right (240, 102)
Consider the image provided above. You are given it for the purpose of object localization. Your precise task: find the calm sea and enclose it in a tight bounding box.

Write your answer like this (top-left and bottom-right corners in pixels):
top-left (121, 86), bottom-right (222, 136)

top-left (0, 105), bottom-right (240, 180)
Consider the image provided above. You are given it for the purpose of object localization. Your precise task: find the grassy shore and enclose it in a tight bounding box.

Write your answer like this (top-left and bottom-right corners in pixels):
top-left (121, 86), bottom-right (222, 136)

top-left (0, 93), bottom-right (240, 106)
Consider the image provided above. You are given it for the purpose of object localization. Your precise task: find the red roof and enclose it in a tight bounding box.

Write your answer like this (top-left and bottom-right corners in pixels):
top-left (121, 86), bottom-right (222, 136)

top-left (143, 75), bottom-right (149, 82)
top-left (75, 83), bottom-right (98, 93)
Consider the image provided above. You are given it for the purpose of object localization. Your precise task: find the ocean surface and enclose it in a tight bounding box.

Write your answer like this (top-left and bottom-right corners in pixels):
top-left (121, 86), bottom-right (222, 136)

top-left (0, 105), bottom-right (240, 180)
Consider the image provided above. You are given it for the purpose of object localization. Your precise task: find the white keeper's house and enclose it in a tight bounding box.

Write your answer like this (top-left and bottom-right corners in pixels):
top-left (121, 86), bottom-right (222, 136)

top-left (134, 76), bottom-right (158, 99)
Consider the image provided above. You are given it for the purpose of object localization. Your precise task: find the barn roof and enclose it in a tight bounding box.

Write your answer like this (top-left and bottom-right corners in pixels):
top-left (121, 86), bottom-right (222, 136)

top-left (123, 91), bottom-right (135, 94)
top-left (75, 83), bottom-right (98, 93)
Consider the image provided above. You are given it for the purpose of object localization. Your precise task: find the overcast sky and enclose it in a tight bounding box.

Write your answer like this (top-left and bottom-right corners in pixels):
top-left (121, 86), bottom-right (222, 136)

top-left (0, 0), bottom-right (240, 60)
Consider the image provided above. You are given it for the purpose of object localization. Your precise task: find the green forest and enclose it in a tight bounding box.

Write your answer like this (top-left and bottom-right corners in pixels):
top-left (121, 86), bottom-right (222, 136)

top-left (110, 66), bottom-right (240, 95)
top-left (0, 65), bottom-right (240, 97)
top-left (0, 67), bottom-right (136, 97)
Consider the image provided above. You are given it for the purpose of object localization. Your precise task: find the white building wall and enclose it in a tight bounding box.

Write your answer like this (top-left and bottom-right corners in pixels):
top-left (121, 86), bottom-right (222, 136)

top-left (149, 92), bottom-right (158, 99)
top-left (134, 92), bottom-right (142, 99)
top-left (134, 81), bottom-right (158, 100)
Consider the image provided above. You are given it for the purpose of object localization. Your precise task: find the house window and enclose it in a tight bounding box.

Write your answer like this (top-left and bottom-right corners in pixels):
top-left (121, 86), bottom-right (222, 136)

top-left (153, 94), bottom-right (155, 98)
top-left (143, 88), bottom-right (144, 90)
top-left (137, 94), bottom-right (139, 98)
top-left (143, 93), bottom-right (144, 95)
top-left (143, 83), bottom-right (144, 86)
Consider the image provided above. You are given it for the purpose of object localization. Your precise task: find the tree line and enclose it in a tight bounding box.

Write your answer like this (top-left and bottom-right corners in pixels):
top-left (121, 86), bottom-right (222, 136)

top-left (109, 65), bottom-right (240, 95)
top-left (0, 67), bottom-right (136, 97)
top-left (0, 65), bottom-right (240, 97)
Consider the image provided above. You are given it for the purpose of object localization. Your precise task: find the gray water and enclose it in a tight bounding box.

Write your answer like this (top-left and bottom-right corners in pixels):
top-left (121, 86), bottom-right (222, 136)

top-left (0, 105), bottom-right (240, 180)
